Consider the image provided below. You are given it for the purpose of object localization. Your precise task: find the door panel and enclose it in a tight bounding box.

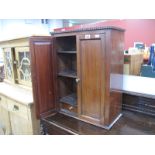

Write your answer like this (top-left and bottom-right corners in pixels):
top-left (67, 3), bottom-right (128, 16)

top-left (78, 34), bottom-right (105, 122)
top-left (15, 47), bottom-right (31, 86)
top-left (30, 37), bottom-right (56, 118)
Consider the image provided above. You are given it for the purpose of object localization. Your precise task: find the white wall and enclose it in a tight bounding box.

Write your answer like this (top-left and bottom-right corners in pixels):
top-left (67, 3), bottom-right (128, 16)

top-left (48, 19), bottom-right (63, 32)
top-left (0, 19), bottom-right (47, 40)
top-left (0, 19), bottom-right (64, 41)
top-left (0, 19), bottom-right (64, 63)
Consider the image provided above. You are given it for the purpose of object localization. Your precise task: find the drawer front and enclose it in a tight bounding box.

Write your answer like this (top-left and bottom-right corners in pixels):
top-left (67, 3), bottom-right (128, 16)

top-left (7, 98), bottom-right (28, 120)
top-left (0, 95), bottom-right (7, 109)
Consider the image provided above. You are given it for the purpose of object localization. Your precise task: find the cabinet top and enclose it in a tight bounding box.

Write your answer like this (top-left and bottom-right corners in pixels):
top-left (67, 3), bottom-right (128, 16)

top-left (51, 26), bottom-right (125, 35)
top-left (0, 82), bottom-right (33, 106)
top-left (0, 35), bottom-right (50, 48)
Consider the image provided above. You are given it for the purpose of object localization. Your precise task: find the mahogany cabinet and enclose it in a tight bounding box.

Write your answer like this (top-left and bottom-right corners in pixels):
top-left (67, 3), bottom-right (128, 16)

top-left (30, 27), bottom-right (125, 131)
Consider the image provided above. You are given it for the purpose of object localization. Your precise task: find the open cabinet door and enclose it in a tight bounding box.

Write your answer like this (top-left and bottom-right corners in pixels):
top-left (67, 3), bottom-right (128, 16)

top-left (30, 37), bottom-right (56, 119)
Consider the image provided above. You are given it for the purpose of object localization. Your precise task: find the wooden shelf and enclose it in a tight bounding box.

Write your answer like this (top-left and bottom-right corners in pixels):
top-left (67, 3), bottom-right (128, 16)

top-left (57, 51), bottom-right (76, 54)
top-left (58, 70), bottom-right (77, 78)
top-left (59, 93), bottom-right (77, 107)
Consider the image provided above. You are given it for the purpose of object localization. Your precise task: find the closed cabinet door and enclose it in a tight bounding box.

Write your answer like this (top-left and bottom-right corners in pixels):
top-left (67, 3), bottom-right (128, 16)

top-left (0, 95), bottom-right (11, 134)
top-left (7, 98), bottom-right (32, 135)
top-left (77, 34), bottom-right (106, 124)
top-left (30, 37), bottom-right (56, 118)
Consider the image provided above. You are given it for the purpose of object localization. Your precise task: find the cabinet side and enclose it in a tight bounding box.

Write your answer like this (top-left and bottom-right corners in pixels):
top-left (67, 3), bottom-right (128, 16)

top-left (104, 30), bottom-right (125, 126)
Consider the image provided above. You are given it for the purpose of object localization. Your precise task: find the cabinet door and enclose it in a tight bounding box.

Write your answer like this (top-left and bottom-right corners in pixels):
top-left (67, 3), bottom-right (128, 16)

top-left (9, 112), bottom-right (31, 135)
top-left (77, 34), bottom-right (106, 124)
top-left (0, 95), bottom-right (11, 134)
top-left (30, 37), bottom-right (56, 118)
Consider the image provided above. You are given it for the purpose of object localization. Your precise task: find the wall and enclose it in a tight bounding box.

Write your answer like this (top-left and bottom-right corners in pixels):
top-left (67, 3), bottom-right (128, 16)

top-left (104, 19), bottom-right (155, 49)
top-left (0, 19), bottom-right (64, 63)
top-left (0, 19), bottom-right (49, 40)
top-left (54, 19), bottom-right (155, 50)
top-left (124, 20), bottom-right (155, 49)
top-left (48, 19), bottom-right (63, 32)
top-left (0, 19), bottom-right (64, 41)
top-left (96, 19), bottom-right (155, 49)
top-left (1, 19), bottom-right (155, 49)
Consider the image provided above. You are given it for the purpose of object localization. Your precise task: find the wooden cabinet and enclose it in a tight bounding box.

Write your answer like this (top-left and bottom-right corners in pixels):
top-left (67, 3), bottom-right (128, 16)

top-left (0, 37), bottom-right (44, 134)
top-left (0, 82), bottom-right (39, 135)
top-left (30, 26), bottom-right (125, 131)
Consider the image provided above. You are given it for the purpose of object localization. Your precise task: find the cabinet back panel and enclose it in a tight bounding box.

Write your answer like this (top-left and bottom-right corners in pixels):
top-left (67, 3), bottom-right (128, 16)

top-left (58, 77), bottom-right (76, 98)
top-left (58, 54), bottom-right (77, 72)
top-left (80, 39), bottom-right (102, 120)
top-left (56, 36), bottom-right (76, 51)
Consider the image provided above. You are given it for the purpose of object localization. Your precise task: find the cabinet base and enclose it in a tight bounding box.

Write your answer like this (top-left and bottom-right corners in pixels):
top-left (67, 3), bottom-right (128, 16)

top-left (41, 112), bottom-right (123, 135)
top-left (59, 111), bottom-right (123, 130)
top-left (103, 113), bottom-right (123, 130)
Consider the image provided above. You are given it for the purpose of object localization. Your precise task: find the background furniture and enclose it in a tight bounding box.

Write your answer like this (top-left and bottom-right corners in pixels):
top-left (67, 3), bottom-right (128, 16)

top-left (0, 82), bottom-right (39, 134)
top-left (122, 75), bottom-right (155, 116)
top-left (124, 53), bottom-right (143, 75)
top-left (0, 37), bottom-right (40, 134)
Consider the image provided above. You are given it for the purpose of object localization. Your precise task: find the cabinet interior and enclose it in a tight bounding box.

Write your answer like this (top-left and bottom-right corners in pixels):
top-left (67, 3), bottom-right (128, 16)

top-left (56, 36), bottom-right (76, 52)
top-left (56, 35), bottom-right (77, 115)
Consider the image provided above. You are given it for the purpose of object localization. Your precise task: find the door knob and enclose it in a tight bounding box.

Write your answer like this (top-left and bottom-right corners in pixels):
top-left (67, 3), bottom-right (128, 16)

top-left (76, 78), bottom-right (80, 83)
